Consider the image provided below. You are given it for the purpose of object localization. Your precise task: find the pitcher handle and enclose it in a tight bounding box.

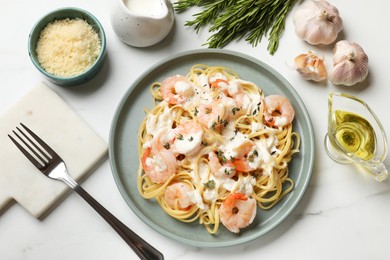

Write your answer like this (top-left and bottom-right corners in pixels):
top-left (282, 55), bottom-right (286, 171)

top-left (363, 163), bottom-right (389, 182)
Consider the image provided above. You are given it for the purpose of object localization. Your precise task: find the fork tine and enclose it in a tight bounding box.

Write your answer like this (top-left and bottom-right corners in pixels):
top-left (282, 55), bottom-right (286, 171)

top-left (20, 123), bottom-right (58, 157)
top-left (15, 127), bottom-right (50, 163)
top-left (8, 133), bottom-right (43, 170)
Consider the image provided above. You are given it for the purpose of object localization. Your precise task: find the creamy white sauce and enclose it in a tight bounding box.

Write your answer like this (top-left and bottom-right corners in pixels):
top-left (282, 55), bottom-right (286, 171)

top-left (145, 155), bottom-right (166, 173)
top-left (220, 178), bottom-right (237, 191)
top-left (209, 72), bottom-right (227, 83)
top-left (274, 116), bottom-right (288, 127)
top-left (125, 0), bottom-right (163, 16)
top-left (173, 130), bottom-right (202, 156)
top-left (251, 137), bottom-right (279, 175)
top-left (198, 161), bottom-right (210, 182)
top-left (227, 80), bottom-right (240, 96)
top-left (174, 80), bottom-right (193, 97)
top-left (251, 121), bottom-right (264, 132)
top-left (237, 176), bottom-right (256, 195)
top-left (196, 74), bottom-right (209, 87)
top-left (203, 189), bottom-right (217, 202)
top-left (145, 102), bottom-right (174, 135)
top-left (187, 190), bottom-right (205, 209)
top-left (222, 131), bottom-right (249, 159)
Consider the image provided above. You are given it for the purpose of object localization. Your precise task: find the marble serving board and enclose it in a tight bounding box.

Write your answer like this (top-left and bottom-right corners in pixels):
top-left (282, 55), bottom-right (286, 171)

top-left (0, 83), bottom-right (107, 219)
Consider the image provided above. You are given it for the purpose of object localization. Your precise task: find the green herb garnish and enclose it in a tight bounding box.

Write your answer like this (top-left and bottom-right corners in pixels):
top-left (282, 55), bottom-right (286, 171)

top-left (204, 179), bottom-right (216, 189)
top-left (232, 107), bottom-right (240, 115)
top-left (217, 149), bottom-right (227, 163)
top-left (224, 167), bottom-right (235, 175)
top-left (194, 107), bottom-right (199, 116)
top-left (211, 121), bottom-right (216, 130)
top-left (248, 150), bottom-right (258, 162)
top-left (174, 0), bottom-right (298, 55)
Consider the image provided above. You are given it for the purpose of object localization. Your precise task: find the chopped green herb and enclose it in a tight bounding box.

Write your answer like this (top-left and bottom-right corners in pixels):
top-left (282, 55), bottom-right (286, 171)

top-left (232, 107), bottom-right (241, 115)
top-left (248, 150), bottom-right (258, 162)
top-left (217, 150), bottom-right (227, 163)
top-left (252, 109), bottom-right (258, 116)
top-left (211, 121), bottom-right (216, 130)
top-left (204, 180), bottom-right (216, 189)
top-left (194, 107), bottom-right (199, 116)
top-left (223, 119), bottom-right (228, 127)
top-left (224, 167), bottom-right (235, 175)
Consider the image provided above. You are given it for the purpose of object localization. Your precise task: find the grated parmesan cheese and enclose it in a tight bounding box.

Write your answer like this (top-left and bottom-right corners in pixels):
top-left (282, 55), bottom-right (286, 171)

top-left (36, 18), bottom-right (101, 77)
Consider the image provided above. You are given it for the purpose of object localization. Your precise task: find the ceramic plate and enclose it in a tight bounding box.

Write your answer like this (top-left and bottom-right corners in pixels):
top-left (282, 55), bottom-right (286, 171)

top-left (109, 49), bottom-right (315, 247)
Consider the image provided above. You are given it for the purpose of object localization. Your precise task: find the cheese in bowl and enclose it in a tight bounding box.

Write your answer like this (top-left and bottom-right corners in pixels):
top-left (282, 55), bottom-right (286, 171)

top-left (36, 18), bottom-right (101, 78)
top-left (28, 7), bottom-right (106, 86)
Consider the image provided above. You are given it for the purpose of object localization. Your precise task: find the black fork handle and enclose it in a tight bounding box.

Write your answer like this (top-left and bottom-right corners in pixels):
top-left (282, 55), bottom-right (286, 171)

top-left (73, 185), bottom-right (164, 260)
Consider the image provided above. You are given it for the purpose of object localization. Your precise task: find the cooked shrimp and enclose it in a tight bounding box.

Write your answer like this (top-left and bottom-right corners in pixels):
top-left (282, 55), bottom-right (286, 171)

top-left (234, 140), bottom-right (258, 172)
top-left (208, 151), bottom-right (236, 178)
top-left (164, 182), bottom-right (195, 209)
top-left (151, 128), bottom-right (176, 152)
top-left (196, 101), bottom-right (227, 130)
top-left (141, 147), bottom-right (177, 184)
top-left (219, 192), bottom-right (257, 233)
top-left (263, 95), bottom-right (295, 127)
top-left (210, 78), bottom-right (229, 94)
top-left (161, 75), bottom-right (194, 105)
top-left (211, 79), bottom-right (247, 109)
top-left (232, 138), bottom-right (255, 158)
top-left (224, 134), bottom-right (258, 172)
top-left (172, 122), bottom-right (203, 156)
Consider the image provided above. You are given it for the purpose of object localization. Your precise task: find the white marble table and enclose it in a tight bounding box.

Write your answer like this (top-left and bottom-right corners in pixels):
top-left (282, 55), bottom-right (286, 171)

top-left (1, 1), bottom-right (390, 259)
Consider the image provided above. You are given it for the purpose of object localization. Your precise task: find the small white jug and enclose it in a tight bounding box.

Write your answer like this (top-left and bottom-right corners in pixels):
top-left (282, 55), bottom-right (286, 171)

top-left (110, 0), bottom-right (174, 47)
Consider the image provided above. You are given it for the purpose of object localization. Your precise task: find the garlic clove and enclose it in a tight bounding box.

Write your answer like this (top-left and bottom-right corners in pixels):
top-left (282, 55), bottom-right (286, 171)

top-left (293, 0), bottom-right (343, 45)
top-left (329, 40), bottom-right (369, 86)
top-left (295, 51), bottom-right (327, 82)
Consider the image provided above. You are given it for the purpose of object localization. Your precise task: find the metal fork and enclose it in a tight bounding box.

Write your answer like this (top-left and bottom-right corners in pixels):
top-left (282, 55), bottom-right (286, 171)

top-left (8, 123), bottom-right (163, 260)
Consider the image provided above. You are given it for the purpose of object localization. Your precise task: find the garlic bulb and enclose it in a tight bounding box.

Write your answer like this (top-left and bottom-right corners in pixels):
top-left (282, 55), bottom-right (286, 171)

top-left (329, 40), bottom-right (369, 86)
top-left (293, 0), bottom-right (343, 45)
top-left (295, 51), bottom-right (326, 82)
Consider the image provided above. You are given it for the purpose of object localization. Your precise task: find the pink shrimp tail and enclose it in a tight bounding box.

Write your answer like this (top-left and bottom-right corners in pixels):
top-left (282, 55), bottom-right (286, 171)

top-left (225, 192), bottom-right (247, 207)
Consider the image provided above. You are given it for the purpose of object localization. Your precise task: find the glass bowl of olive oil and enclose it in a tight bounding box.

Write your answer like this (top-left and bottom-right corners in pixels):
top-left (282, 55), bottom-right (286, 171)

top-left (324, 92), bottom-right (388, 181)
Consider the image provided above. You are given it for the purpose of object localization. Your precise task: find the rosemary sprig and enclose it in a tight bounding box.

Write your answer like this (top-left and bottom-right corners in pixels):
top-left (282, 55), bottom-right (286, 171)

top-left (174, 0), bottom-right (298, 55)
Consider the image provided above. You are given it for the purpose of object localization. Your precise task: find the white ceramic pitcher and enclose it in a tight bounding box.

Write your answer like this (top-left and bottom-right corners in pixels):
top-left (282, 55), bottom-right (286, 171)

top-left (110, 0), bottom-right (174, 47)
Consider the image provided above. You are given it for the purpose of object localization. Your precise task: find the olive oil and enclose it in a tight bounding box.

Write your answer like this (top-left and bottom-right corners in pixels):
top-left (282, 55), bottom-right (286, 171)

top-left (332, 110), bottom-right (376, 160)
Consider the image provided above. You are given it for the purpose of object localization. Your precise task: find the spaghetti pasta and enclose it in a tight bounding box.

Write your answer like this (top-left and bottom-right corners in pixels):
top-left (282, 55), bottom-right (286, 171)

top-left (137, 64), bottom-right (300, 234)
